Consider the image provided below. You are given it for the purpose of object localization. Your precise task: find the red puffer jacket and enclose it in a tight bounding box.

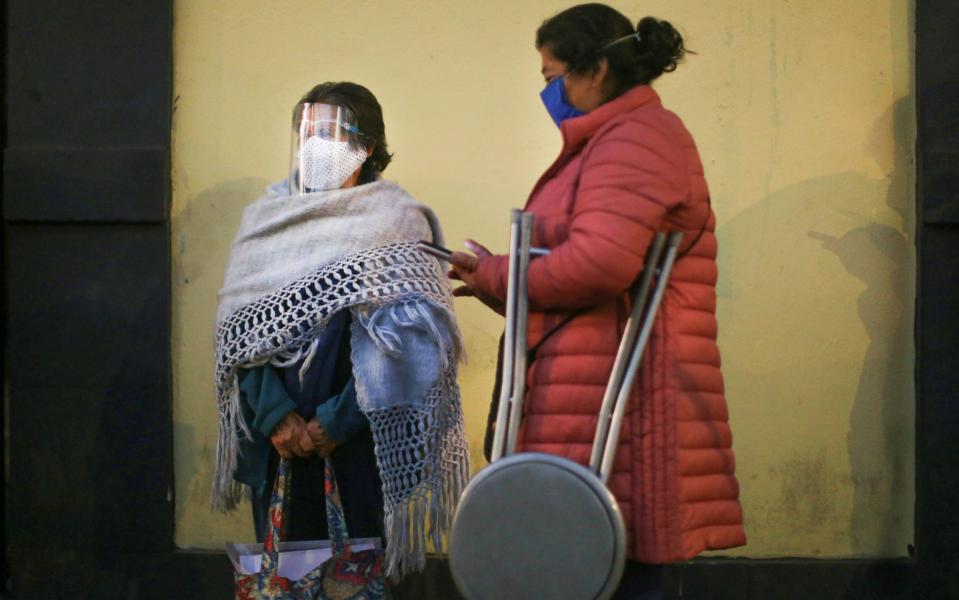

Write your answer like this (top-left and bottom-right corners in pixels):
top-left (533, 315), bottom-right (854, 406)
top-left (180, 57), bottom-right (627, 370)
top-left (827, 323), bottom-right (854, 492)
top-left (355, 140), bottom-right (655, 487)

top-left (473, 85), bottom-right (746, 563)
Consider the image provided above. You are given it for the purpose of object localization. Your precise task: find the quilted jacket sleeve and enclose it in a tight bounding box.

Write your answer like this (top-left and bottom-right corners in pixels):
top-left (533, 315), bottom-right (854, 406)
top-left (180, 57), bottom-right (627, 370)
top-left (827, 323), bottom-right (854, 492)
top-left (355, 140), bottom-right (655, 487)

top-left (475, 113), bottom-right (690, 310)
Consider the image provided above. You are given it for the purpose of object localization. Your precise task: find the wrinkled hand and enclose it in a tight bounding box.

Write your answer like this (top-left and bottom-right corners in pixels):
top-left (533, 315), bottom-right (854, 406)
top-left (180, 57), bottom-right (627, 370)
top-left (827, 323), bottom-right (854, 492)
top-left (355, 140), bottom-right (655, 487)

top-left (448, 240), bottom-right (504, 312)
top-left (306, 418), bottom-right (338, 458)
top-left (270, 411), bottom-right (315, 459)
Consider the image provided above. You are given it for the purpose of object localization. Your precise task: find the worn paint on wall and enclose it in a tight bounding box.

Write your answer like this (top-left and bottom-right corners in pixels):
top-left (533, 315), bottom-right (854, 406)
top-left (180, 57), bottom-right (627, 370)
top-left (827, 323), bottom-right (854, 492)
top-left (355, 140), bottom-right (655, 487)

top-left (172, 0), bottom-right (915, 556)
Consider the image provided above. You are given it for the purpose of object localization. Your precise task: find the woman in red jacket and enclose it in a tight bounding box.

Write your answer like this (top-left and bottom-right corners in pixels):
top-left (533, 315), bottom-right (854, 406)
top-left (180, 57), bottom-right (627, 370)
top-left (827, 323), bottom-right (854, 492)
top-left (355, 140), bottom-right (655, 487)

top-left (450, 4), bottom-right (747, 597)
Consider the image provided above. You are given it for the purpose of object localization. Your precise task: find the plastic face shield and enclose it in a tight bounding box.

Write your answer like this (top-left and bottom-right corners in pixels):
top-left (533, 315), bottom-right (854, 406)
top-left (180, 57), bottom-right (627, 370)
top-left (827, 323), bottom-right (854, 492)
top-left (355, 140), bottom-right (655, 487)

top-left (290, 102), bottom-right (367, 194)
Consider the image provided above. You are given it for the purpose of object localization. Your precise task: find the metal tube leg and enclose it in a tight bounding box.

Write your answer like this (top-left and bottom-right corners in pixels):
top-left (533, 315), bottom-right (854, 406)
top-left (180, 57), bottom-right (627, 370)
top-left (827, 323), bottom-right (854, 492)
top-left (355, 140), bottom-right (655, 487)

top-left (589, 233), bottom-right (667, 473)
top-left (599, 232), bottom-right (684, 485)
top-left (506, 212), bottom-right (534, 456)
top-left (490, 210), bottom-right (524, 462)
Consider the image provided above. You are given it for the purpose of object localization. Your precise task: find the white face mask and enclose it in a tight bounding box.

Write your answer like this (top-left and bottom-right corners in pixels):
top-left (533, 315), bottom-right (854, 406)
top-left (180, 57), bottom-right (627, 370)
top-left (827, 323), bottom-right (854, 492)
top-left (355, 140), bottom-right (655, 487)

top-left (299, 137), bottom-right (368, 191)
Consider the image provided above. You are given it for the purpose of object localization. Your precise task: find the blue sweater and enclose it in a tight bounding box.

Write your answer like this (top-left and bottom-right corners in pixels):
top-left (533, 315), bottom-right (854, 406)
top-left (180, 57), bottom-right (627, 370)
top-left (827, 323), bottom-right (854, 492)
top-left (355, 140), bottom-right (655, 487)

top-left (233, 311), bottom-right (369, 497)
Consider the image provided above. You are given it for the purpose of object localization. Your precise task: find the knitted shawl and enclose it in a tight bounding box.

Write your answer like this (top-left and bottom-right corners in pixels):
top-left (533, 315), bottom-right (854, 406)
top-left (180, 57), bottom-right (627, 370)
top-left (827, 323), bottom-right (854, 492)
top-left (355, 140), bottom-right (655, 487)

top-left (213, 179), bottom-right (469, 576)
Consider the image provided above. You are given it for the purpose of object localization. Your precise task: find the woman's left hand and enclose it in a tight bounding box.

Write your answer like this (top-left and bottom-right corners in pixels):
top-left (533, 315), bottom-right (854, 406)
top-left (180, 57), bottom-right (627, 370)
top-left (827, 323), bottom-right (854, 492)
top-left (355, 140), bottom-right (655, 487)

top-left (448, 240), bottom-right (503, 311)
top-left (306, 418), bottom-right (338, 458)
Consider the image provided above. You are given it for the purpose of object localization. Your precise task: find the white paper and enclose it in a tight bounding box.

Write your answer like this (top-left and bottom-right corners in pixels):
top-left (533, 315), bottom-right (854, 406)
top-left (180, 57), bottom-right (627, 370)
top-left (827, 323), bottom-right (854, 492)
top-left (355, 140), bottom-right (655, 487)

top-left (230, 541), bottom-right (378, 580)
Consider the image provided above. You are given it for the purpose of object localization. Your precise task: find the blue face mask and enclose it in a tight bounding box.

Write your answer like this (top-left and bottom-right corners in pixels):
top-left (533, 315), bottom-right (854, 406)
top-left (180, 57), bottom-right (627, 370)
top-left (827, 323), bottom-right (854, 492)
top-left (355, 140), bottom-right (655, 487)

top-left (539, 76), bottom-right (584, 127)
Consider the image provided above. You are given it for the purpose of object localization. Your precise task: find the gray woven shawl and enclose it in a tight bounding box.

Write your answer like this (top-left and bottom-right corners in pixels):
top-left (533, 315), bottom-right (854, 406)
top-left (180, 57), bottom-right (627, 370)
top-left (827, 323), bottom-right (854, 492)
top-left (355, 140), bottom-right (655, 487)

top-left (213, 179), bottom-right (469, 576)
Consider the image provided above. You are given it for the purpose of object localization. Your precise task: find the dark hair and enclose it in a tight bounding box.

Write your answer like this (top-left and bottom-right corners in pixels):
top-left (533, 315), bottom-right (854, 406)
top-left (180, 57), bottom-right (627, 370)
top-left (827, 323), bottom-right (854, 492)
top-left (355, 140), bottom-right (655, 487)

top-left (535, 4), bottom-right (689, 100)
top-left (296, 81), bottom-right (392, 184)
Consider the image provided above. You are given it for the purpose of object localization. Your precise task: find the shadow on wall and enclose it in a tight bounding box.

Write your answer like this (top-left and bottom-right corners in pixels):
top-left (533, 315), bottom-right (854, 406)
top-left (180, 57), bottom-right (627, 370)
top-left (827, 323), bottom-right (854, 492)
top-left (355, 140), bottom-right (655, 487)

top-left (172, 177), bottom-right (269, 538)
top-left (716, 99), bottom-right (913, 557)
top-left (174, 177), bottom-right (270, 288)
top-left (813, 98), bottom-right (914, 558)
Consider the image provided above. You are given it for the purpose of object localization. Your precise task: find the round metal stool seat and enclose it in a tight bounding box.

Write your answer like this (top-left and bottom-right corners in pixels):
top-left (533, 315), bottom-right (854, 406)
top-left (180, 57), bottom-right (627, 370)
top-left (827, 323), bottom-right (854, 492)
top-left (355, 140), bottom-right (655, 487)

top-left (448, 453), bottom-right (626, 600)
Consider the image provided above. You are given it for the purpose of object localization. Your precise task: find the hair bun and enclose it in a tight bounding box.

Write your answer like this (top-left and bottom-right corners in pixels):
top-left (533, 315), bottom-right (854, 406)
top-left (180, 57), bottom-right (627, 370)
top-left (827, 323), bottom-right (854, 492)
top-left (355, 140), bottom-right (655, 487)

top-left (635, 17), bottom-right (686, 75)
top-left (535, 5), bottom-right (687, 97)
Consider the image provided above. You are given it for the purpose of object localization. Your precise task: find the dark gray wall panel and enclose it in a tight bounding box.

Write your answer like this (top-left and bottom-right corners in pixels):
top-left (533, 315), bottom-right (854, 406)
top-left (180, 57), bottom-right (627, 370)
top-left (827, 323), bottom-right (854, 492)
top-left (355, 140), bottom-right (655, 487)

top-left (5, 1), bottom-right (172, 148)
top-left (5, 1), bottom-right (175, 593)
top-left (915, 0), bottom-right (959, 598)
top-left (3, 148), bottom-right (169, 222)
top-left (914, 226), bottom-right (959, 600)
top-left (11, 551), bottom-right (234, 600)
top-left (6, 224), bottom-right (171, 553)
top-left (4, 222), bottom-right (174, 598)
top-left (918, 150), bottom-right (959, 225)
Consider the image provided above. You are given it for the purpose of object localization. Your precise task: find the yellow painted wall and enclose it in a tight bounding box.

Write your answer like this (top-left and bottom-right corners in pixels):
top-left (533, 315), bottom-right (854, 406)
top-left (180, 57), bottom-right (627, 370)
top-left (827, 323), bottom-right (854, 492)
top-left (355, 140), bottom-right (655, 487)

top-left (172, 0), bottom-right (915, 557)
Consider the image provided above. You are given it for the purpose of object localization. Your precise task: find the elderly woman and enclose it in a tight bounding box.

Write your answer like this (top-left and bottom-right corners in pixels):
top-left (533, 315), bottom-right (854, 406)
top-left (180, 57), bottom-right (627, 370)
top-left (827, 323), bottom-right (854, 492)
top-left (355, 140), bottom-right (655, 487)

top-left (213, 81), bottom-right (468, 577)
top-left (450, 5), bottom-right (746, 598)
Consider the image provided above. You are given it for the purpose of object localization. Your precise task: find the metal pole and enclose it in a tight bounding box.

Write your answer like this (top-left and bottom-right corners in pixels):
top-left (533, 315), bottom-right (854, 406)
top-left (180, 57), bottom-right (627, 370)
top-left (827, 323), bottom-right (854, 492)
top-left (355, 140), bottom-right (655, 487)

top-left (589, 233), bottom-right (666, 473)
top-left (490, 210), bottom-right (523, 462)
top-left (599, 232), bottom-right (683, 484)
top-left (505, 212), bottom-right (534, 456)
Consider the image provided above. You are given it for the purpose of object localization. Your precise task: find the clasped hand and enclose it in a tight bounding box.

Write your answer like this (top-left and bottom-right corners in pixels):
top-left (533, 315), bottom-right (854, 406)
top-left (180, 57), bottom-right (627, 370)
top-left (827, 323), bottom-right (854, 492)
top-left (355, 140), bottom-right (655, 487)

top-left (270, 411), bottom-right (337, 459)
